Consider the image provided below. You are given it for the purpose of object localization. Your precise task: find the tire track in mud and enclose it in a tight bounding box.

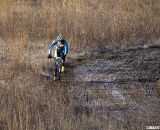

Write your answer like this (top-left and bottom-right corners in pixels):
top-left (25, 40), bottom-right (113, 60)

top-left (42, 47), bottom-right (160, 129)
top-left (70, 47), bottom-right (159, 127)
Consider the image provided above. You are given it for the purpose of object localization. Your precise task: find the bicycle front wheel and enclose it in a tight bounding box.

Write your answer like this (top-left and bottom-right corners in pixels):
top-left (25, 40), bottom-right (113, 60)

top-left (57, 67), bottom-right (61, 81)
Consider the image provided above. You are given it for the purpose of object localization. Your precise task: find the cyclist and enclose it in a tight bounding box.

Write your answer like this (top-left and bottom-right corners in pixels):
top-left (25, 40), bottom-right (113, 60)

top-left (48, 34), bottom-right (68, 72)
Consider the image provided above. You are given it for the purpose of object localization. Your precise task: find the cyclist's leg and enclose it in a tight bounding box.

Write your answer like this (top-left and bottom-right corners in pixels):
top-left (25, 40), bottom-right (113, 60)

top-left (63, 55), bottom-right (66, 66)
top-left (57, 50), bottom-right (61, 57)
top-left (54, 66), bottom-right (57, 81)
top-left (60, 52), bottom-right (66, 65)
top-left (60, 52), bottom-right (65, 72)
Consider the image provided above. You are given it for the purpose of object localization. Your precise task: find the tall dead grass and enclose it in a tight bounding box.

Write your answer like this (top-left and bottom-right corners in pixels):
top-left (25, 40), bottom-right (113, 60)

top-left (0, 0), bottom-right (160, 51)
top-left (156, 80), bottom-right (160, 96)
top-left (0, 86), bottom-right (69, 130)
top-left (0, 0), bottom-right (160, 129)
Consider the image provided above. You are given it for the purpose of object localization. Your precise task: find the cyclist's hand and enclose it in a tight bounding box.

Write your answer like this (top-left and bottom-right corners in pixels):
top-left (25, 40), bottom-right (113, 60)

top-left (64, 52), bottom-right (67, 56)
top-left (48, 54), bottom-right (52, 59)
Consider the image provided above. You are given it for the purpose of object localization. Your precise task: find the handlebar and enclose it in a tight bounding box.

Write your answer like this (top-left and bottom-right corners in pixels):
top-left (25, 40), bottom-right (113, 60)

top-left (48, 56), bottom-right (63, 62)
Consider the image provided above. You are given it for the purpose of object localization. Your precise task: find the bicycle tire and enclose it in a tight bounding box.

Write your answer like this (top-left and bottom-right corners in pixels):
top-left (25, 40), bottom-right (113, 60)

top-left (58, 67), bottom-right (61, 81)
top-left (54, 67), bottom-right (57, 81)
top-left (52, 57), bottom-right (63, 81)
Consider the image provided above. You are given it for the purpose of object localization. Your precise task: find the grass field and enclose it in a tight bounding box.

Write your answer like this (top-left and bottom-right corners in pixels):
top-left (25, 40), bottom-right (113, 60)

top-left (0, 0), bottom-right (160, 130)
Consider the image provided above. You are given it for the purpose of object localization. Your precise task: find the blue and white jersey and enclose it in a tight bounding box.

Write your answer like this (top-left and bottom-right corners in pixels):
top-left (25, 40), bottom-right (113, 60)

top-left (48, 39), bottom-right (69, 55)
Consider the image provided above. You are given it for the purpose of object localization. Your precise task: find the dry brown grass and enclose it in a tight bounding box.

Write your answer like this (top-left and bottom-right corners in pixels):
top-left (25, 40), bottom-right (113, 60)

top-left (0, 0), bottom-right (160, 130)
top-left (0, 0), bottom-right (160, 50)
top-left (0, 86), bottom-right (68, 130)
top-left (156, 80), bottom-right (160, 96)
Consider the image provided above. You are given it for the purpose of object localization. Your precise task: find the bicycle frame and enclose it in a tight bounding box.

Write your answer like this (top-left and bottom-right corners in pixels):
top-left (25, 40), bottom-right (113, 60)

top-left (49, 56), bottom-right (63, 81)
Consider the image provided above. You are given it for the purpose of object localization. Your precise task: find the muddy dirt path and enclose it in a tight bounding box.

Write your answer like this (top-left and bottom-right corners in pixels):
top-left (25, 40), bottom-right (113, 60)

top-left (42, 47), bottom-right (160, 130)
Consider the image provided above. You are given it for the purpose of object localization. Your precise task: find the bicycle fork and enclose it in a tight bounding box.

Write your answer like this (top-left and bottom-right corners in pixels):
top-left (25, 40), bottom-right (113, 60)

top-left (54, 66), bottom-right (62, 81)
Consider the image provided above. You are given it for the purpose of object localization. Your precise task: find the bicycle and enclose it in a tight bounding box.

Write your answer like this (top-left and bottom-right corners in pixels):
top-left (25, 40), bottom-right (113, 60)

top-left (49, 56), bottom-right (63, 81)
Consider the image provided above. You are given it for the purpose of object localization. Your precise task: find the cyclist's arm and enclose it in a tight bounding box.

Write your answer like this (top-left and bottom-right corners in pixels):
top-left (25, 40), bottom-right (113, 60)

top-left (48, 40), bottom-right (58, 54)
top-left (64, 41), bottom-right (69, 55)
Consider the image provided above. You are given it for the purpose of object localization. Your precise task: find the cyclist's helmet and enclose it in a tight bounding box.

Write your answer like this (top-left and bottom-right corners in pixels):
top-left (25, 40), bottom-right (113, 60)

top-left (57, 34), bottom-right (64, 41)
